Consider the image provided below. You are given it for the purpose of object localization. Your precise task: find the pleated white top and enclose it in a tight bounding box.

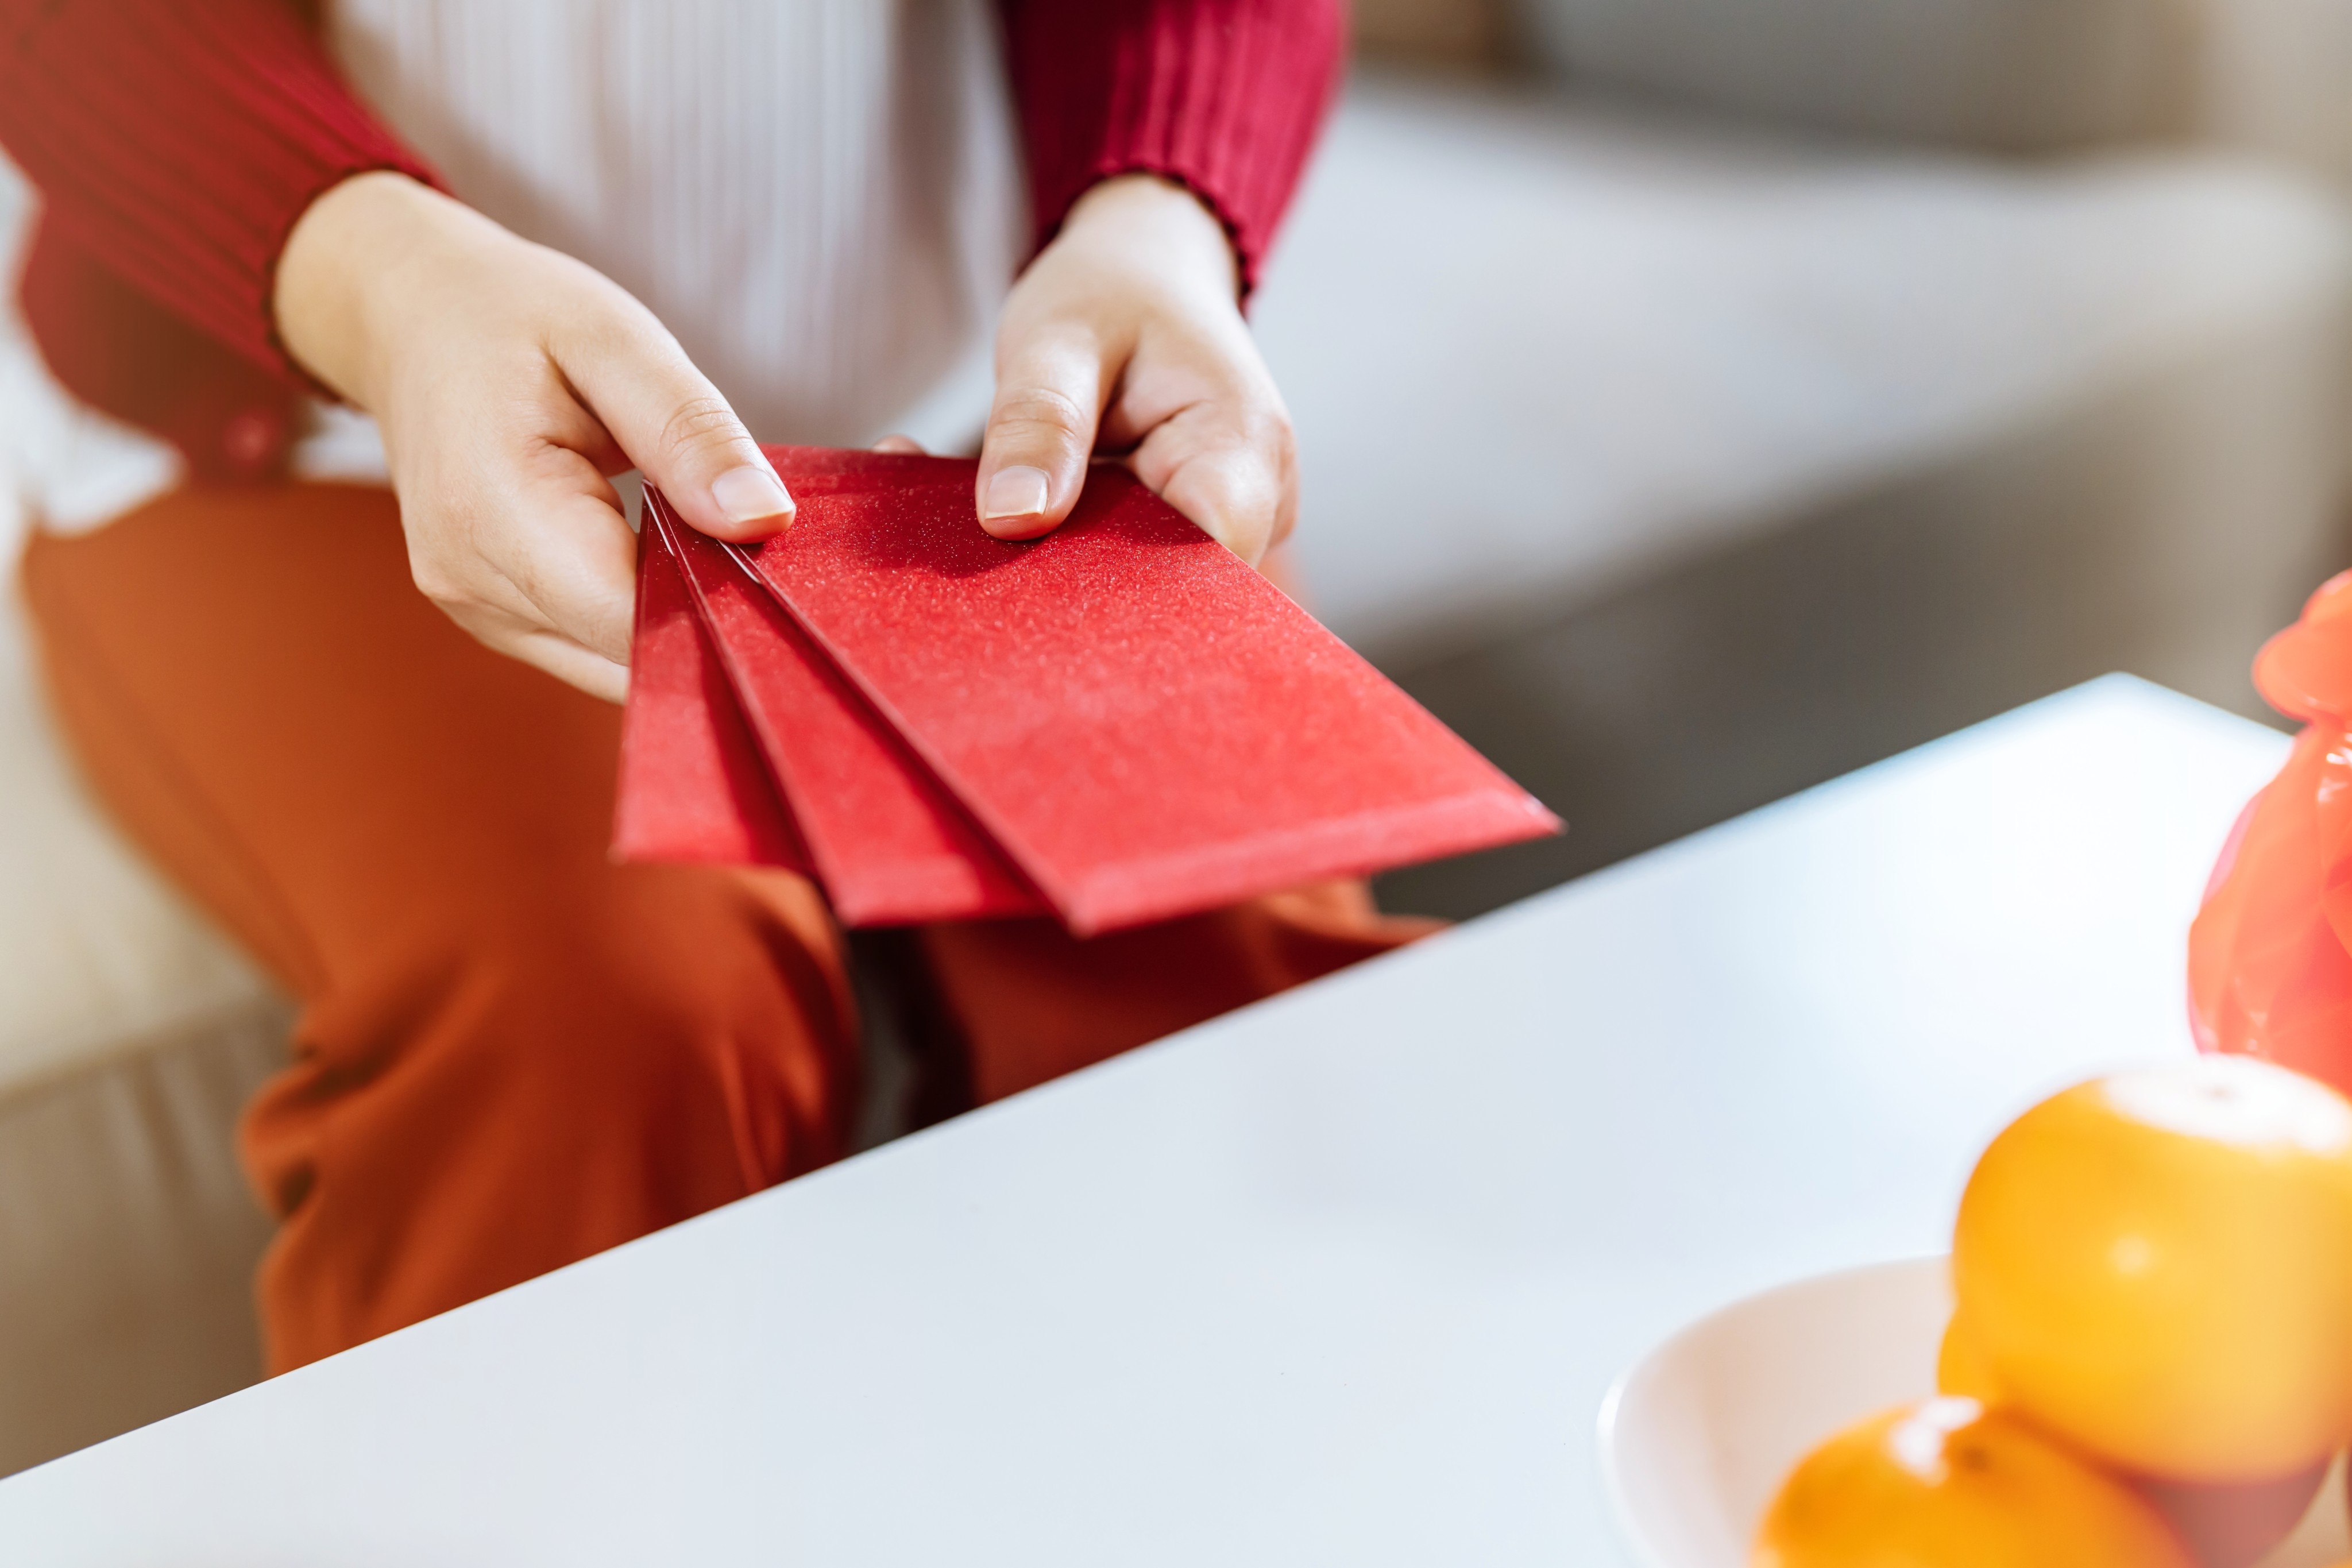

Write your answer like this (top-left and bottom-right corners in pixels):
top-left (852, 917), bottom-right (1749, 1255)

top-left (325, 0), bottom-right (1025, 450)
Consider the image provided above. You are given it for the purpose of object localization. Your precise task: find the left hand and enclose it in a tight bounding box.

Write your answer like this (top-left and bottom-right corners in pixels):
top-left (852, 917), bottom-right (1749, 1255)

top-left (972, 174), bottom-right (1295, 565)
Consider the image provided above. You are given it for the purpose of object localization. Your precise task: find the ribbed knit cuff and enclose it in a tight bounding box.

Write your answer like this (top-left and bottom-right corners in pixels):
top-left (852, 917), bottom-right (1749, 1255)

top-left (1001, 0), bottom-right (1346, 298)
top-left (0, 0), bottom-right (440, 384)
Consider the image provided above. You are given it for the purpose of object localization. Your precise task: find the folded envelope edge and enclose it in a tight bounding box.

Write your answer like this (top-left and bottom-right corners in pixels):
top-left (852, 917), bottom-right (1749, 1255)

top-left (613, 516), bottom-right (812, 872)
top-left (1056, 789), bottom-right (1562, 937)
top-left (824, 863), bottom-right (1047, 928)
top-left (700, 531), bottom-right (1051, 922)
top-left (649, 490), bottom-right (1051, 923)
top-left (654, 501), bottom-right (871, 893)
top-left (727, 532), bottom-right (1099, 922)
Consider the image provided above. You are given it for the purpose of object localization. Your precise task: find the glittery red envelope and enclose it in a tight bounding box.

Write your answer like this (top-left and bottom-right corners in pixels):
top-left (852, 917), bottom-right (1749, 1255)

top-left (617, 446), bottom-right (1560, 934)
top-left (652, 501), bottom-right (1042, 926)
top-left (611, 509), bottom-right (808, 875)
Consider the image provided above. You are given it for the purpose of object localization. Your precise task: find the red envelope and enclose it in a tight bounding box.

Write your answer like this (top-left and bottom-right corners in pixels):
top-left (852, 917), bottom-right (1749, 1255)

top-left (736, 447), bottom-right (1561, 934)
top-left (645, 495), bottom-right (1042, 925)
top-left (613, 515), bottom-right (809, 873)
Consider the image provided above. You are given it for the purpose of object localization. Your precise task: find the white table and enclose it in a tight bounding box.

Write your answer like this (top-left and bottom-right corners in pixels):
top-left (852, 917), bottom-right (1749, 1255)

top-left (0, 677), bottom-right (2290, 1566)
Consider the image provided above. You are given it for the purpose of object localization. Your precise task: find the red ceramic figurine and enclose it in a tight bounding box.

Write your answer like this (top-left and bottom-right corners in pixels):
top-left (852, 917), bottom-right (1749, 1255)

top-left (2191, 571), bottom-right (2352, 1095)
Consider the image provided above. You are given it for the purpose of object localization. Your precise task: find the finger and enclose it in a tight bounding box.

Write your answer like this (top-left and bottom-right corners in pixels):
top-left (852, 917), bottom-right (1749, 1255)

top-left (516, 632), bottom-right (630, 702)
top-left (553, 299), bottom-right (793, 542)
top-left (1130, 401), bottom-right (1295, 565)
top-left (415, 442), bottom-right (642, 668)
top-left (497, 480), bottom-right (643, 665)
top-left (976, 326), bottom-right (1109, 540)
top-left (439, 598), bottom-right (632, 704)
top-left (872, 433), bottom-right (927, 454)
top-left (493, 625), bottom-right (632, 704)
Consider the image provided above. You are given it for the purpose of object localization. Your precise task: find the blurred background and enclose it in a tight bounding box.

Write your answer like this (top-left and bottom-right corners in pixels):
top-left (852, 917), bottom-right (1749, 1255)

top-left (3, 0), bottom-right (2351, 1482)
top-left (1287, 0), bottom-right (2352, 917)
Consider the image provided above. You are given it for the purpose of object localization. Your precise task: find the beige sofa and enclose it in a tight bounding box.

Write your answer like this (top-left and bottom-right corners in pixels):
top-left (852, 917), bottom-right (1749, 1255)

top-left (7, 0), bottom-right (2352, 1472)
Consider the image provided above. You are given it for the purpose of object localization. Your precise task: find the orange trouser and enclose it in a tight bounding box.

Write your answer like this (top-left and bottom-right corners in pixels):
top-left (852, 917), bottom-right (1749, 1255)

top-left (22, 482), bottom-right (1427, 1373)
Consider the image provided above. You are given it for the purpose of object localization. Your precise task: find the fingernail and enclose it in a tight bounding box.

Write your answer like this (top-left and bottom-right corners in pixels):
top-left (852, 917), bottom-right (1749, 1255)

top-left (712, 464), bottom-right (794, 527)
top-left (983, 465), bottom-right (1051, 522)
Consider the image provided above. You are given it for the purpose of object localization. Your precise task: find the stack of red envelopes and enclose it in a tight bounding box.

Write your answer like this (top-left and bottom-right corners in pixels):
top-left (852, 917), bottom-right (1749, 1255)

top-left (614, 445), bottom-right (1559, 936)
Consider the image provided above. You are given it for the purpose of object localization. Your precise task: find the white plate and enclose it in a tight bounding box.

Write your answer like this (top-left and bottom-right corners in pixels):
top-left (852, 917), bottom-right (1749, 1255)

top-left (1597, 1256), bottom-right (2351, 1568)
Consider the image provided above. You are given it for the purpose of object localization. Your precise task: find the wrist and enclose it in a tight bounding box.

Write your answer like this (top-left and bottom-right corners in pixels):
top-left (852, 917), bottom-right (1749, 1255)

top-left (1054, 174), bottom-right (1241, 305)
top-left (275, 171), bottom-right (511, 410)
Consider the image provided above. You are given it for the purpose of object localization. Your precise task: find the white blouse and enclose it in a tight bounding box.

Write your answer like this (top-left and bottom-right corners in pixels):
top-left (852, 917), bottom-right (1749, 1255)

top-left (326, 0), bottom-right (1024, 450)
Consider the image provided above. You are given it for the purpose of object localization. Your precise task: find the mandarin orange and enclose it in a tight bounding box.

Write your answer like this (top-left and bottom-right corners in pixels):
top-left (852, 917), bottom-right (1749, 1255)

top-left (1754, 1397), bottom-right (2193, 1567)
top-left (1952, 1057), bottom-right (2352, 1481)
top-left (1934, 1312), bottom-right (2000, 1404)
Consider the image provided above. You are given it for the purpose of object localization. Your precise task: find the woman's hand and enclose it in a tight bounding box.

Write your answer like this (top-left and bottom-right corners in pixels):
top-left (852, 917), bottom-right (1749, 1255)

top-left (275, 172), bottom-right (793, 702)
top-left (976, 175), bottom-right (1294, 565)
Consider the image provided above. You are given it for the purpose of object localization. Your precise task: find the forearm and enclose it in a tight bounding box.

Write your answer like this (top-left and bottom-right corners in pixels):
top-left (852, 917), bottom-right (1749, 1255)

top-left (0, 0), bottom-right (436, 380)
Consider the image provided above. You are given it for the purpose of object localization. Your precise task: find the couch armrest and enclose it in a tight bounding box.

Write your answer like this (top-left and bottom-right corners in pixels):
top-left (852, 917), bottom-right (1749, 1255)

top-left (1517, 0), bottom-right (2203, 153)
top-left (1355, 0), bottom-right (1509, 67)
top-left (2200, 0), bottom-right (2352, 186)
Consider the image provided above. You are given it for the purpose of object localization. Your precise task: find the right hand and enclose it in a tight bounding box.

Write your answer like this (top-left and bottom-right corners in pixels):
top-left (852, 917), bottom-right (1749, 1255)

top-left (274, 172), bottom-right (792, 702)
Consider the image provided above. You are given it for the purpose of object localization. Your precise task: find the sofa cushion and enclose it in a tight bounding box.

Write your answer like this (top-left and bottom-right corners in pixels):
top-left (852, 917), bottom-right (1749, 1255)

top-left (2198, 0), bottom-right (2352, 186)
top-left (0, 999), bottom-right (286, 1476)
top-left (1252, 75), bottom-right (2352, 668)
top-left (0, 584), bottom-right (273, 1103)
top-left (0, 160), bottom-right (269, 1106)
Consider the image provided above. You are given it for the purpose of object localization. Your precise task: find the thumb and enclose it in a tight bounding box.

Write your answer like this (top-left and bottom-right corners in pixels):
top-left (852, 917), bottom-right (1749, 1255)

top-left (557, 309), bottom-right (794, 542)
top-left (975, 331), bottom-right (1107, 541)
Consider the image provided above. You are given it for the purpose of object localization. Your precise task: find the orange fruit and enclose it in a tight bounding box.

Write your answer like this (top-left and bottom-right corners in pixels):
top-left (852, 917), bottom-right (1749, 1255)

top-left (1953, 1057), bottom-right (2352, 1481)
top-left (1934, 1312), bottom-right (2000, 1403)
top-left (1754, 1397), bottom-right (2193, 1566)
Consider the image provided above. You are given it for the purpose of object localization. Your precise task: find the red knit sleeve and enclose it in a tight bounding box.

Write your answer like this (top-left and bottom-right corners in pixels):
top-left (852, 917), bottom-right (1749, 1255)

top-left (0, 0), bottom-right (438, 383)
top-left (997, 0), bottom-right (1345, 296)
